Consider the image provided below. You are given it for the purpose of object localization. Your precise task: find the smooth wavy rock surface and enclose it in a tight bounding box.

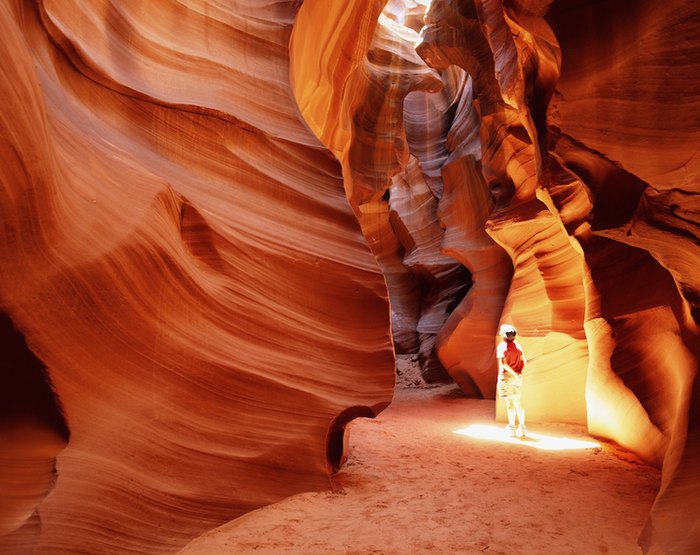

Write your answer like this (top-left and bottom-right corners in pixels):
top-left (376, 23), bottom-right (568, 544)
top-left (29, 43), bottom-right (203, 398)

top-left (416, 1), bottom-right (699, 553)
top-left (291, 0), bottom-right (465, 382)
top-left (1, 0), bottom-right (699, 554)
top-left (0, 1), bottom-right (394, 553)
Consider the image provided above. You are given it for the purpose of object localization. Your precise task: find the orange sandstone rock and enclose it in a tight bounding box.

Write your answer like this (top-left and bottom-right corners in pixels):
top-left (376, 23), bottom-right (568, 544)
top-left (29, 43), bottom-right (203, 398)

top-left (1, 1), bottom-right (699, 554)
top-left (0, 1), bottom-right (393, 553)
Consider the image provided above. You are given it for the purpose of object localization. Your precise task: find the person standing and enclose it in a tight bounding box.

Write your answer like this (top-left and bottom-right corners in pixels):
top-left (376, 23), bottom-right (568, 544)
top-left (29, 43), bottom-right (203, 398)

top-left (496, 324), bottom-right (527, 437)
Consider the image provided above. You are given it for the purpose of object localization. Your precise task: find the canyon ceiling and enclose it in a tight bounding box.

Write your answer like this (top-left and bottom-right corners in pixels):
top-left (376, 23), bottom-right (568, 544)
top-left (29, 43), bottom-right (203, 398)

top-left (1, 1), bottom-right (698, 554)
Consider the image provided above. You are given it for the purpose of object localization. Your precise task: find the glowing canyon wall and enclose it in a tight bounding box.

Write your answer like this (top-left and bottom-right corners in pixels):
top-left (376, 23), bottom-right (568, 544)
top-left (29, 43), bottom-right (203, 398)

top-left (0, 1), bottom-right (395, 553)
top-left (1, 1), bottom-right (698, 554)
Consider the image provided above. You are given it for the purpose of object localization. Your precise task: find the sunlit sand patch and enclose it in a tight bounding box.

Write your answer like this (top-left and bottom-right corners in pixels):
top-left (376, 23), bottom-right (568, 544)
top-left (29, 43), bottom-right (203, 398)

top-left (454, 424), bottom-right (600, 451)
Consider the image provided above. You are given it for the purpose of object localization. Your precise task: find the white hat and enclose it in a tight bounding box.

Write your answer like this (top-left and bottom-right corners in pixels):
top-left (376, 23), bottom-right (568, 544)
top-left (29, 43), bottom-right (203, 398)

top-left (499, 324), bottom-right (517, 337)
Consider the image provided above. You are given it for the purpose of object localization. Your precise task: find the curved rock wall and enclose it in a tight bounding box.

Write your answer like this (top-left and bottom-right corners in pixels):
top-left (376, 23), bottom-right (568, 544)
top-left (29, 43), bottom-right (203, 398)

top-left (414, 1), bottom-right (699, 552)
top-left (0, 1), bottom-right (394, 553)
top-left (417, 0), bottom-right (589, 421)
top-left (291, 0), bottom-right (466, 382)
top-left (544, 2), bottom-right (700, 551)
top-left (1, 0), bottom-right (698, 553)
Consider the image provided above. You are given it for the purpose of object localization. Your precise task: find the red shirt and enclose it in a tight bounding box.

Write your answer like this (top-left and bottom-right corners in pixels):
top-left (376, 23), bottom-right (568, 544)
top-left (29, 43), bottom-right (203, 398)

top-left (497, 340), bottom-right (525, 373)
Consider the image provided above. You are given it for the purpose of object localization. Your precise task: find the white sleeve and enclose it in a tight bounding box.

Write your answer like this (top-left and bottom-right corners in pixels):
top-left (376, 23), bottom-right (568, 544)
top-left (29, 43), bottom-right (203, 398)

top-left (496, 342), bottom-right (506, 358)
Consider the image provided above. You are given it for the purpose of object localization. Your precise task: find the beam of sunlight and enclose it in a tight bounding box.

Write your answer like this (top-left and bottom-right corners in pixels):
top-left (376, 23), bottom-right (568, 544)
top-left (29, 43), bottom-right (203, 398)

top-left (453, 424), bottom-right (600, 451)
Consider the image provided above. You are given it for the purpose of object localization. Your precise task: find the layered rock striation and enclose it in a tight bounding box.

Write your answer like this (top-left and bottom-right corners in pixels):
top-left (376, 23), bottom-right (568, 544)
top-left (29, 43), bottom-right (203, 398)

top-left (298, 0), bottom-right (699, 552)
top-left (1, 0), bottom-right (698, 554)
top-left (0, 1), bottom-right (394, 553)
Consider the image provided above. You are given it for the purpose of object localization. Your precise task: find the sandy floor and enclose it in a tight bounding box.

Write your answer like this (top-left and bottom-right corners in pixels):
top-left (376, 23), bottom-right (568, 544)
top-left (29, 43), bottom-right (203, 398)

top-left (180, 359), bottom-right (660, 555)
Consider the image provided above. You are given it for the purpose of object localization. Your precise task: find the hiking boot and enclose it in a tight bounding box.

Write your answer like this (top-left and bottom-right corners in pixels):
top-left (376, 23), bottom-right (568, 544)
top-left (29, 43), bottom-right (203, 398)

top-left (504, 424), bottom-right (516, 437)
top-left (516, 424), bottom-right (527, 438)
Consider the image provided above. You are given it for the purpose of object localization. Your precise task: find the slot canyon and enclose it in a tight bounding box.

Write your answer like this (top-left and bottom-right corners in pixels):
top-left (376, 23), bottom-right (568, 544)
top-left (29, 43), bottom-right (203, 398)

top-left (0, 0), bottom-right (698, 553)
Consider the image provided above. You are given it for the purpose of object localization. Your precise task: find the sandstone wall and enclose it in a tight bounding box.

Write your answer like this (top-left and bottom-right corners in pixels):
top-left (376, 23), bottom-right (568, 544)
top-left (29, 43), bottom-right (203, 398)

top-left (0, 1), bottom-right (394, 553)
top-left (1, 0), bottom-right (698, 553)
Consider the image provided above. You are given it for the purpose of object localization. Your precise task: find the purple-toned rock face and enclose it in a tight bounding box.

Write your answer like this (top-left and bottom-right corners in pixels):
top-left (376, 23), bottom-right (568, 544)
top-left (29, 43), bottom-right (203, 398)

top-left (1, 1), bottom-right (698, 553)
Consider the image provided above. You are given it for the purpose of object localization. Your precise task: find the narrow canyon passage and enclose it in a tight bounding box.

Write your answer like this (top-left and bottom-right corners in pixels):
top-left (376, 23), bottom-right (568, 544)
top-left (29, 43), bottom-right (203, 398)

top-left (1, 2), bottom-right (697, 553)
top-left (180, 362), bottom-right (660, 555)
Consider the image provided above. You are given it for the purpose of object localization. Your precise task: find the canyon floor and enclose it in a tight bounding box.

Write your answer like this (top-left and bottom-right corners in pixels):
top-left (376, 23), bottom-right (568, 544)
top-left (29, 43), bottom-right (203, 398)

top-left (180, 357), bottom-right (660, 555)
